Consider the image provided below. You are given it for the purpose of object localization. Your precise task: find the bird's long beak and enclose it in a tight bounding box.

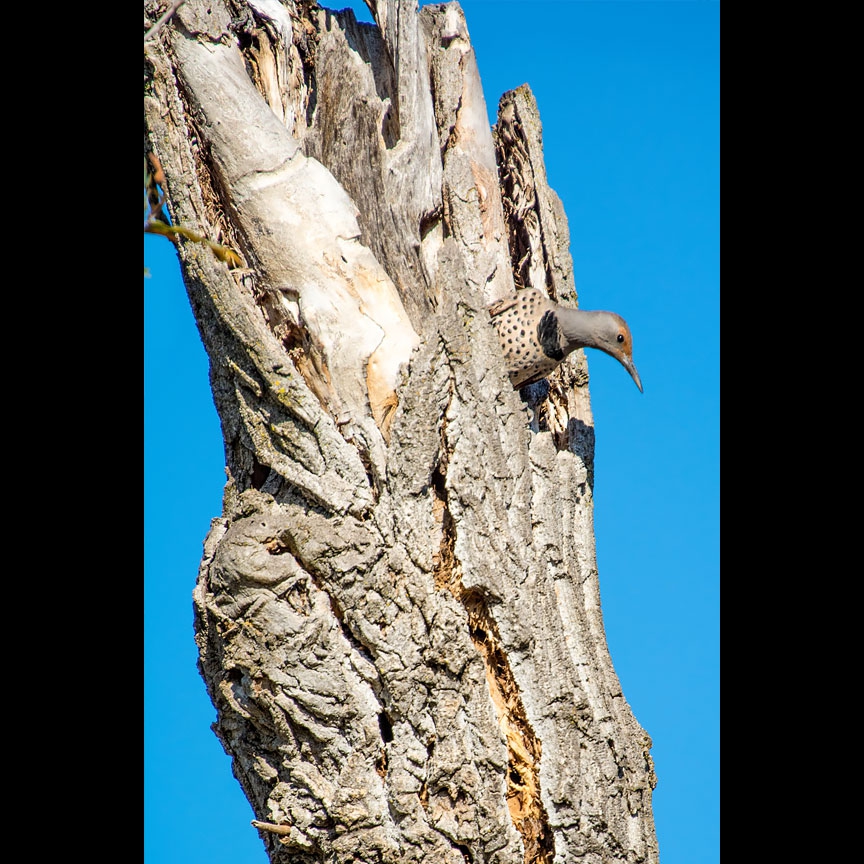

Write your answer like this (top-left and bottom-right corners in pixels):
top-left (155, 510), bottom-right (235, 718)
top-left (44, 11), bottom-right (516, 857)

top-left (623, 358), bottom-right (643, 393)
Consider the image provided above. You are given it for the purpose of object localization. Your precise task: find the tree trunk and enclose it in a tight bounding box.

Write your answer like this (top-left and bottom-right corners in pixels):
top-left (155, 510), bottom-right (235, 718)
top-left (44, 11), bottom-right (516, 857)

top-left (143, 2), bottom-right (658, 862)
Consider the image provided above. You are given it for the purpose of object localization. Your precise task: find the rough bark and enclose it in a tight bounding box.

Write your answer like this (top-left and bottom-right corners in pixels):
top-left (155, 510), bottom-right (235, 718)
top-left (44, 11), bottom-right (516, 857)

top-left (144, 1), bottom-right (658, 862)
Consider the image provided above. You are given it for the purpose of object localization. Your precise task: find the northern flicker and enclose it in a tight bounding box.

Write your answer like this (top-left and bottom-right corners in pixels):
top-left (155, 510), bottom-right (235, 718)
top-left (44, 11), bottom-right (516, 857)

top-left (489, 288), bottom-right (643, 392)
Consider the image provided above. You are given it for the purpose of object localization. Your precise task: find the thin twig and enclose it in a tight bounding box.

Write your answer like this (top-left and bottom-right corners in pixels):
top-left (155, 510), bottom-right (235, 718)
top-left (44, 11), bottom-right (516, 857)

top-left (144, 0), bottom-right (186, 43)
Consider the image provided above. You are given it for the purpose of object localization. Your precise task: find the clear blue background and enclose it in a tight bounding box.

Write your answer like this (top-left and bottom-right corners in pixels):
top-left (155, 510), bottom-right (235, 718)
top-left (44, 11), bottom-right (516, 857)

top-left (144, 2), bottom-right (719, 862)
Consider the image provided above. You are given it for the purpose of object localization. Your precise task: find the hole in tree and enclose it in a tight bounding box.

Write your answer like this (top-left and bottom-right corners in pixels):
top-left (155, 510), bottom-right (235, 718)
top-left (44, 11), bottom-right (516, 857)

top-left (378, 711), bottom-right (394, 743)
top-left (251, 459), bottom-right (270, 490)
top-left (454, 841), bottom-right (473, 863)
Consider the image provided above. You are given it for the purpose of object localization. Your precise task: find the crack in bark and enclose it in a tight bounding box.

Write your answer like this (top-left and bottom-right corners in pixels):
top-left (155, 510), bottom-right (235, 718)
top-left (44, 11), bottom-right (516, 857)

top-left (461, 588), bottom-right (555, 864)
top-left (430, 418), bottom-right (555, 864)
top-left (493, 92), bottom-right (554, 301)
top-left (228, 0), bottom-right (320, 132)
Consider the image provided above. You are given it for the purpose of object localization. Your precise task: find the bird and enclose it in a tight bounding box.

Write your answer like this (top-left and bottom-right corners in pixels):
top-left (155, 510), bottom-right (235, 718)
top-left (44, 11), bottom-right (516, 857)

top-left (488, 288), bottom-right (643, 392)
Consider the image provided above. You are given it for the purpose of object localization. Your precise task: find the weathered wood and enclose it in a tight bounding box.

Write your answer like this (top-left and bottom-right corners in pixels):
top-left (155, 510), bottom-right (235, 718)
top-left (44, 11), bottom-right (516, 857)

top-left (144, 1), bottom-right (658, 862)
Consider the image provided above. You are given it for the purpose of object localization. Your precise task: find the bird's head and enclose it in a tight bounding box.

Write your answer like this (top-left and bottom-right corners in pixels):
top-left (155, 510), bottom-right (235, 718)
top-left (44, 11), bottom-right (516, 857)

top-left (591, 312), bottom-right (643, 393)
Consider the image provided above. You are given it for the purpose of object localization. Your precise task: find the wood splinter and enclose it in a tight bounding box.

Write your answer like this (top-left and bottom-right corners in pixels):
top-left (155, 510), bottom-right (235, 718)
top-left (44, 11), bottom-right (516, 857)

top-left (250, 819), bottom-right (292, 836)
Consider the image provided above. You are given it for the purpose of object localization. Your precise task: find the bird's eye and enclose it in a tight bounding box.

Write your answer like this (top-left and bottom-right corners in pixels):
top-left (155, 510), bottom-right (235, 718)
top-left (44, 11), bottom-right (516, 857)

top-left (616, 334), bottom-right (625, 343)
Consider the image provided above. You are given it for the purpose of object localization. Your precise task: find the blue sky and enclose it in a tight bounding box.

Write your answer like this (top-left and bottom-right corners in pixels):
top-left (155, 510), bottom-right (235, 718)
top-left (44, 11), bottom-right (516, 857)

top-left (144, 2), bottom-right (719, 862)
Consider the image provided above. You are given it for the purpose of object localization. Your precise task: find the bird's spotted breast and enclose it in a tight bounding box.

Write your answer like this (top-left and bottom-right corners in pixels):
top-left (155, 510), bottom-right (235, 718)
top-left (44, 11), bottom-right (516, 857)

top-left (491, 292), bottom-right (560, 387)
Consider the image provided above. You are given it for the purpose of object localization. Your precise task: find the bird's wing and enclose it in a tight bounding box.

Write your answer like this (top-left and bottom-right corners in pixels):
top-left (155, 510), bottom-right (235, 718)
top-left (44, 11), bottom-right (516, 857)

top-left (537, 309), bottom-right (564, 360)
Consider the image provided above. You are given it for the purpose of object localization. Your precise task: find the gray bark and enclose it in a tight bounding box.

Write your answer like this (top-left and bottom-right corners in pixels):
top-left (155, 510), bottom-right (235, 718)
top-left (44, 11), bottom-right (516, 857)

top-left (144, 1), bottom-right (658, 862)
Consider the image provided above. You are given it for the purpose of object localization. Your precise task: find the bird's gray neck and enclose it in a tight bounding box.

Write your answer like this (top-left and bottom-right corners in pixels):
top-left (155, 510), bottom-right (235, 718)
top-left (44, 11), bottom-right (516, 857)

top-left (556, 308), bottom-right (611, 355)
